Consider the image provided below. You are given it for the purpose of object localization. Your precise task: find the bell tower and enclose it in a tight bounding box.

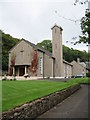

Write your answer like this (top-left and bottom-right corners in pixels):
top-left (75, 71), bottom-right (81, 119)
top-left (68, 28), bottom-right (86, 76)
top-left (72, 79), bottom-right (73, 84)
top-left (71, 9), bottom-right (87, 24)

top-left (51, 24), bottom-right (64, 77)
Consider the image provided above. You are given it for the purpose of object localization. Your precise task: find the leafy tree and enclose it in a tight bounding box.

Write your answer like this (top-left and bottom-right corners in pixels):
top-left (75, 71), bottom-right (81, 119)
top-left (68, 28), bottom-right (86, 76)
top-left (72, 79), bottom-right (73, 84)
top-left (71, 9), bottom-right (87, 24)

top-left (2, 32), bottom-right (88, 72)
top-left (2, 31), bottom-right (19, 71)
top-left (37, 40), bottom-right (88, 62)
top-left (74, 0), bottom-right (88, 5)
top-left (73, 0), bottom-right (90, 44)
top-left (75, 10), bottom-right (90, 44)
top-left (37, 40), bottom-right (52, 52)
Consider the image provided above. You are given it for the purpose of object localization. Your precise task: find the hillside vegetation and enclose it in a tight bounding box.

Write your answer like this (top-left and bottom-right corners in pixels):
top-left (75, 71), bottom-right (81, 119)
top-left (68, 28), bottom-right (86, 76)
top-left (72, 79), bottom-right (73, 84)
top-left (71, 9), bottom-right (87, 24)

top-left (2, 32), bottom-right (88, 71)
top-left (37, 40), bottom-right (88, 62)
top-left (2, 31), bottom-right (19, 71)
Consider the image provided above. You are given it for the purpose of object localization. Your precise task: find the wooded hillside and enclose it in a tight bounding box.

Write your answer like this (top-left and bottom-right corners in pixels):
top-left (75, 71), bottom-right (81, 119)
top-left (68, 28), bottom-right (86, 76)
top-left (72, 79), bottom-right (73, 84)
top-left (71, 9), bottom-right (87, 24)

top-left (37, 40), bottom-right (88, 62)
top-left (2, 31), bottom-right (19, 71)
top-left (2, 32), bottom-right (88, 71)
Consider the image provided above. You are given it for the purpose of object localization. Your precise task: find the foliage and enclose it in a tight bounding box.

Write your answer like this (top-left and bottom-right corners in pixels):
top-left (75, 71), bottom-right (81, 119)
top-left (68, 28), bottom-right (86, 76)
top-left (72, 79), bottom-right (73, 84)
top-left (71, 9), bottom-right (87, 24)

top-left (29, 50), bottom-right (38, 74)
top-left (2, 31), bottom-right (88, 72)
top-left (73, 0), bottom-right (88, 5)
top-left (10, 52), bottom-right (16, 66)
top-left (37, 40), bottom-right (88, 62)
top-left (74, 10), bottom-right (90, 44)
top-left (2, 31), bottom-right (19, 71)
top-left (73, 1), bottom-right (90, 44)
top-left (37, 40), bottom-right (52, 52)
top-left (9, 52), bottom-right (16, 76)
top-left (80, 10), bottom-right (90, 44)
top-left (86, 71), bottom-right (90, 77)
top-left (63, 45), bottom-right (88, 62)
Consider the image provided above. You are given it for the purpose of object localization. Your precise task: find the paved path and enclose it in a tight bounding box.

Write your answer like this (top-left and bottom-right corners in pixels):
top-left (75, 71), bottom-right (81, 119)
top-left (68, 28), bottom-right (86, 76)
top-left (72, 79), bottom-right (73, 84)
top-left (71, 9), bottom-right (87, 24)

top-left (37, 85), bottom-right (89, 118)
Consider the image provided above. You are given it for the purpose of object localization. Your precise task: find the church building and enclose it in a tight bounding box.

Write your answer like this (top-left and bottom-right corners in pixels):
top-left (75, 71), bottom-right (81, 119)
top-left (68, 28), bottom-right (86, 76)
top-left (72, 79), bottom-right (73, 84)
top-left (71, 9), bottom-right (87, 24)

top-left (8, 24), bottom-right (86, 78)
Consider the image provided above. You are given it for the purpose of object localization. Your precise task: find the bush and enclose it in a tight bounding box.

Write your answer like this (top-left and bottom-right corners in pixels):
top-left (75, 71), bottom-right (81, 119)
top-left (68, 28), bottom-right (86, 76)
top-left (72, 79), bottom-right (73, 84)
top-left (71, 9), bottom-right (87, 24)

top-left (86, 72), bottom-right (90, 77)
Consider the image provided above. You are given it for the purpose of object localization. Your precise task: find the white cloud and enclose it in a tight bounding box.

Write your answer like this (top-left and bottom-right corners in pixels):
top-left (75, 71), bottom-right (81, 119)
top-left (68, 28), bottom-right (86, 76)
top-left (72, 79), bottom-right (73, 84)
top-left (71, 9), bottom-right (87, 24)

top-left (0, 0), bottom-right (88, 52)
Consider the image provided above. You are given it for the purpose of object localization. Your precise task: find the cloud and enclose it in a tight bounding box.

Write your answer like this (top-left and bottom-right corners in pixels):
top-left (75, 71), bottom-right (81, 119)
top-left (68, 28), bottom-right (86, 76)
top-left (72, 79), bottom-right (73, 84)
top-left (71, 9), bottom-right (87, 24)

top-left (0, 0), bottom-right (88, 51)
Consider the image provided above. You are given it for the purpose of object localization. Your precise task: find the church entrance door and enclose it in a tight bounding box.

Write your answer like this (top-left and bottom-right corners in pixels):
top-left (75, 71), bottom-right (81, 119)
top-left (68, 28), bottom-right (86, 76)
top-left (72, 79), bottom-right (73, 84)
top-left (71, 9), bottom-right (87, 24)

top-left (19, 67), bottom-right (25, 76)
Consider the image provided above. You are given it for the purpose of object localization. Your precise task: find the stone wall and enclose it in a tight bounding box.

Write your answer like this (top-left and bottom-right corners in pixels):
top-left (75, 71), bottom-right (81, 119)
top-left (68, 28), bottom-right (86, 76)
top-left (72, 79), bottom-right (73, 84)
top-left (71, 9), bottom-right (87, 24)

top-left (2, 84), bottom-right (81, 119)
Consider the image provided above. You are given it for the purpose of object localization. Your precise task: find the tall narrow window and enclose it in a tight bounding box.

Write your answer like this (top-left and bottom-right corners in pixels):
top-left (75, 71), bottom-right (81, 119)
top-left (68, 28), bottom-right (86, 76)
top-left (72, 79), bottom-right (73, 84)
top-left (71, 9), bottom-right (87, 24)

top-left (40, 57), bottom-right (43, 75)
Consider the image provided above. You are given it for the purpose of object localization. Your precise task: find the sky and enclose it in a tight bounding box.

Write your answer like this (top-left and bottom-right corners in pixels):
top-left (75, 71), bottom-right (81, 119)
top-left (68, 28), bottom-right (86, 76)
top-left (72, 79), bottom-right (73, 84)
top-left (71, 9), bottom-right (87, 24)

top-left (0, 0), bottom-right (89, 52)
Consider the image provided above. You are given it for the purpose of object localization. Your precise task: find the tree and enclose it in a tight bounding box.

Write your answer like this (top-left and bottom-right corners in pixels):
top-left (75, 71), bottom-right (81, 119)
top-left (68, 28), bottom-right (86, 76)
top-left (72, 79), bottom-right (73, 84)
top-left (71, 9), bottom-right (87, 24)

top-left (76, 9), bottom-right (90, 44)
top-left (2, 33), bottom-right (88, 72)
top-left (74, 0), bottom-right (88, 5)
top-left (37, 40), bottom-right (52, 52)
top-left (73, 0), bottom-right (90, 44)
top-left (37, 40), bottom-right (88, 62)
top-left (2, 31), bottom-right (19, 71)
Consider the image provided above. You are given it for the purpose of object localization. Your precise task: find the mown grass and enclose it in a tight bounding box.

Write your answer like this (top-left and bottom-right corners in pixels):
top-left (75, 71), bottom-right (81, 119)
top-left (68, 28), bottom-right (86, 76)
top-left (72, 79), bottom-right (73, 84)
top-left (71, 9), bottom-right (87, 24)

top-left (2, 77), bottom-right (89, 112)
top-left (67, 77), bottom-right (90, 84)
top-left (2, 80), bottom-right (77, 112)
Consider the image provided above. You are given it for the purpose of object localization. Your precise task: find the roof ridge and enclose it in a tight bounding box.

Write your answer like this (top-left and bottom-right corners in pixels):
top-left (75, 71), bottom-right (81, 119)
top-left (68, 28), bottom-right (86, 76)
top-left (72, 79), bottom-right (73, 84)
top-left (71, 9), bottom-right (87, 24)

top-left (22, 39), bottom-right (54, 58)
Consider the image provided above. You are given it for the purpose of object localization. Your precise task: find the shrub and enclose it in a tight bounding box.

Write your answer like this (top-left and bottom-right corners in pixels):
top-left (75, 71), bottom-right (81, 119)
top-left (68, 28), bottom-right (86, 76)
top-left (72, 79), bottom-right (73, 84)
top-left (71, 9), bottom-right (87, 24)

top-left (86, 71), bottom-right (90, 77)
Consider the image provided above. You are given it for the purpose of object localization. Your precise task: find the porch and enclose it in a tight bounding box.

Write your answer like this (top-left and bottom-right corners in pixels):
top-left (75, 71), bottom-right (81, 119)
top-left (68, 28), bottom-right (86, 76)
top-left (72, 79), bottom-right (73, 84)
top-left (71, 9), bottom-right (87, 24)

top-left (13, 65), bottom-right (29, 76)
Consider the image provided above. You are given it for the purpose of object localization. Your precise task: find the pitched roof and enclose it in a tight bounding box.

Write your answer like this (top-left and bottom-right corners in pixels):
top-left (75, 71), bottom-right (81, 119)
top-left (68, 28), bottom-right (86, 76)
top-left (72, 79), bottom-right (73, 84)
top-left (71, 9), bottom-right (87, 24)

top-left (9, 38), bottom-right (73, 66)
top-left (63, 60), bottom-right (73, 66)
top-left (9, 39), bottom-right (55, 59)
top-left (51, 23), bottom-right (63, 31)
top-left (24, 39), bottom-right (55, 59)
top-left (71, 60), bottom-right (86, 68)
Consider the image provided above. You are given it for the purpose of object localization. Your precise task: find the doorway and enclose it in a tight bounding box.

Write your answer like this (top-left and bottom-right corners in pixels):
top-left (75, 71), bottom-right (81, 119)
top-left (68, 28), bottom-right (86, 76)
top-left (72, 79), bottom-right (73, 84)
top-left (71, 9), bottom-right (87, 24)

top-left (19, 67), bottom-right (25, 76)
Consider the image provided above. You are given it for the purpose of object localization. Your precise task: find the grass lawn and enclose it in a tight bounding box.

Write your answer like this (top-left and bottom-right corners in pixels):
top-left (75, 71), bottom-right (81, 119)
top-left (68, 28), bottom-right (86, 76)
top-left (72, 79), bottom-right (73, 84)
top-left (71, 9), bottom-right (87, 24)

top-left (2, 80), bottom-right (77, 112)
top-left (2, 77), bottom-right (89, 112)
top-left (67, 77), bottom-right (90, 84)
